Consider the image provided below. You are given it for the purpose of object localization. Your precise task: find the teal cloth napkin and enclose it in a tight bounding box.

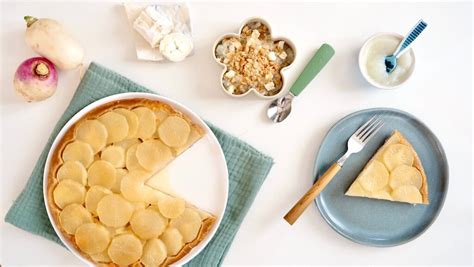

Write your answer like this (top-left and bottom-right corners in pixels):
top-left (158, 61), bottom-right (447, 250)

top-left (5, 62), bottom-right (274, 266)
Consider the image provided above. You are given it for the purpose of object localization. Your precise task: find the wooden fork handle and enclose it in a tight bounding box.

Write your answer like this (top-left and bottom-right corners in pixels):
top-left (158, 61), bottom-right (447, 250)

top-left (284, 163), bottom-right (341, 225)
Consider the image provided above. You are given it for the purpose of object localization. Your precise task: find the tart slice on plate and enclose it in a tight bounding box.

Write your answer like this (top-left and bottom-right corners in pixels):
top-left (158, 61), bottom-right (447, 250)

top-left (47, 98), bottom-right (218, 266)
top-left (346, 130), bottom-right (429, 204)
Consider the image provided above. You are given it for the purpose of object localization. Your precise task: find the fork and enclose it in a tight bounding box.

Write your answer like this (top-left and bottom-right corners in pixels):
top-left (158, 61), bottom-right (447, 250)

top-left (284, 116), bottom-right (384, 225)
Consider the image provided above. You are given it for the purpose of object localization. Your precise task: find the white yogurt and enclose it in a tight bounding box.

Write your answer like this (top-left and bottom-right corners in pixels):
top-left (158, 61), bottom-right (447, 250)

top-left (360, 34), bottom-right (415, 88)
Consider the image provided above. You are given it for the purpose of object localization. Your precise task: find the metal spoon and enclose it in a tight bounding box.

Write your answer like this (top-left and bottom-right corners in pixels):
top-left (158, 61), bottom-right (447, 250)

top-left (267, 43), bottom-right (335, 123)
top-left (385, 19), bottom-right (427, 74)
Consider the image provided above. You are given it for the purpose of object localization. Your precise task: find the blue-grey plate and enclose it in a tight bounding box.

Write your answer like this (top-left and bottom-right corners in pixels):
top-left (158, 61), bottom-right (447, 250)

top-left (314, 108), bottom-right (448, 247)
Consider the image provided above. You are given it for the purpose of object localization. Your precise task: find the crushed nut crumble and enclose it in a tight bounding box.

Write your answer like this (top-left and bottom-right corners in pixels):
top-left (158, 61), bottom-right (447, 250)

top-left (215, 21), bottom-right (295, 96)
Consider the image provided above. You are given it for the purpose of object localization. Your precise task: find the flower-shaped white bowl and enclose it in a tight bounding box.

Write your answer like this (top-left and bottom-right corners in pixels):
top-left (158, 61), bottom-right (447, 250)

top-left (213, 18), bottom-right (296, 99)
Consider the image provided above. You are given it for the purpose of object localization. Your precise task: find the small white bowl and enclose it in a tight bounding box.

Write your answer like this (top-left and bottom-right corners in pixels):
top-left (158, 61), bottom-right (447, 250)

top-left (212, 18), bottom-right (296, 99)
top-left (359, 32), bottom-right (416, 89)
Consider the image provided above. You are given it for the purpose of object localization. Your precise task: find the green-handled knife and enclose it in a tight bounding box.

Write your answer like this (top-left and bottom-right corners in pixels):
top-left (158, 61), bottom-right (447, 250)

top-left (267, 43), bottom-right (335, 123)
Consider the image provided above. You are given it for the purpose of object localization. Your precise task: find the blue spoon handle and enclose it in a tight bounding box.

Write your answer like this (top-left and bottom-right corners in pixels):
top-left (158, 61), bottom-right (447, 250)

top-left (394, 19), bottom-right (428, 58)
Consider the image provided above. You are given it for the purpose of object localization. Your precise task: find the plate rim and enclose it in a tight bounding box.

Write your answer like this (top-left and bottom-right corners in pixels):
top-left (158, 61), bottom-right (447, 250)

top-left (313, 107), bottom-right (449, 247)
top-left (42, 92), bottom-right (229, 265)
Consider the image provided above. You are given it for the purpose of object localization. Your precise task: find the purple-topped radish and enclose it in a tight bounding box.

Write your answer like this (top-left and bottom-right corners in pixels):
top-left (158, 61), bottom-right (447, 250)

top-left (14, 57), bottom-right (58, 102)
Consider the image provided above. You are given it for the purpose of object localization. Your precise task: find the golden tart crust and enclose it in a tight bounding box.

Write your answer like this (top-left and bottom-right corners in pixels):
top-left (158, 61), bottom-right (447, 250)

top-left (346, 130), bottom-right (429, 204)
top-left (46, 98), bottom-right (216, 266)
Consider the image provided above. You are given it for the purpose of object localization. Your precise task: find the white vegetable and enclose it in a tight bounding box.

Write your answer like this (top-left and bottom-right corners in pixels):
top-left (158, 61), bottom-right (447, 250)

top-left (24, 16), bottom-right (84, 70)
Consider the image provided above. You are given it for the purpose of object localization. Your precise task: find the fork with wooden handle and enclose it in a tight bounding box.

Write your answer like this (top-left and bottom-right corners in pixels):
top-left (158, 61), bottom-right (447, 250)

top-left (284, 116), bottom-right (384, 225)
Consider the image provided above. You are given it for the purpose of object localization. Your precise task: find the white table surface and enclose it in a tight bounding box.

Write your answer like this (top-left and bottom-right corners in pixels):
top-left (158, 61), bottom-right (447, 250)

top-left (1, 1), bottom-right (472, 266)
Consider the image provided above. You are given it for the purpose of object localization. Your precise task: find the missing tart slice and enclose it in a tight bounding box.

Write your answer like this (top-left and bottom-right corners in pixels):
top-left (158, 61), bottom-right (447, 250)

top-left (47, 98), bottom-right (216, 266)
top-left (346, 130), bottom-right (429, 204)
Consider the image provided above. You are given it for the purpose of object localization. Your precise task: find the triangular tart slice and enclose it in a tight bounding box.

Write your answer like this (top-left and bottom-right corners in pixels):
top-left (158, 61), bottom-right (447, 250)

top-left (346, 130), bottom-right (429, 204)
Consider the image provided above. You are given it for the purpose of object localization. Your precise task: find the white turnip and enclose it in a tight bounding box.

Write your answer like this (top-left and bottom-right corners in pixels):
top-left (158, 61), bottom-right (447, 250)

top-left (13, 57), bottom-right (58, 102)
top-left (24, 16), bottom-right (84, 70)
